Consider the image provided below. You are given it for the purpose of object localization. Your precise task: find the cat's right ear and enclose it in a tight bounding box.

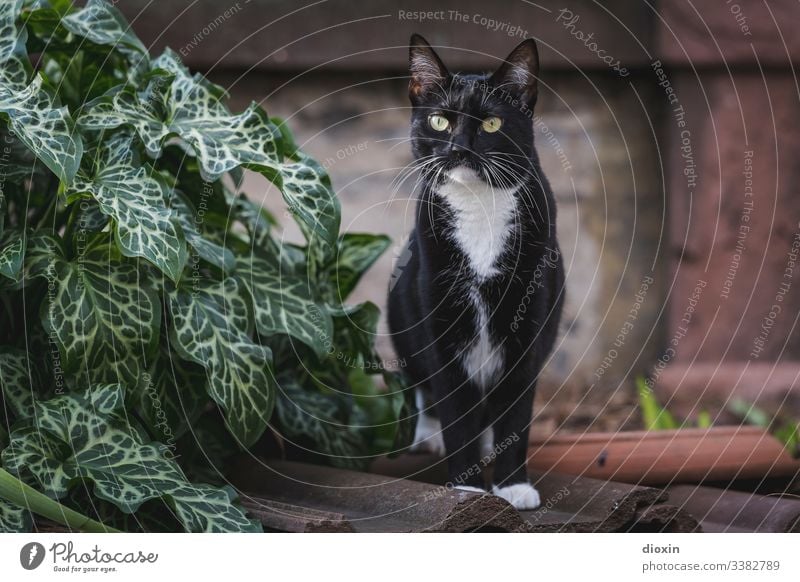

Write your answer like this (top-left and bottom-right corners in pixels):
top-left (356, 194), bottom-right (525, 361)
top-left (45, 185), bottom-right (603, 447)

top-left (409, 34), bottom-right (448, 104)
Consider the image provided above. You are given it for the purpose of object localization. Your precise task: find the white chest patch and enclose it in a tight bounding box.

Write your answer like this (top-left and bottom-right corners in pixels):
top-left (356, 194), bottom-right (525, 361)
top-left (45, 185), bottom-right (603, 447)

top-left (462, 289), bottom-right (505, 390)
top-left (436, 167), bottom-right (518, 280)
top-left (436, 167), bottom-right (514, 390)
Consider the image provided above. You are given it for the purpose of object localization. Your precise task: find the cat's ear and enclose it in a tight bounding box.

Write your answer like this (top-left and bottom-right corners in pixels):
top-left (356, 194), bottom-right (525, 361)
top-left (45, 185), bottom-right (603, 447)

top-left (409, 34), bottom-right (448, 103)
top-left (490, 38), bottom-right (540, 109)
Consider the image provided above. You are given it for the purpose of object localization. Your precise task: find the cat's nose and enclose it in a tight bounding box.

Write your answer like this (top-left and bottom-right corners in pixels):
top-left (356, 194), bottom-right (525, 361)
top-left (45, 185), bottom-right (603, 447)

top-left (449, 134), bottom-right (472, 156)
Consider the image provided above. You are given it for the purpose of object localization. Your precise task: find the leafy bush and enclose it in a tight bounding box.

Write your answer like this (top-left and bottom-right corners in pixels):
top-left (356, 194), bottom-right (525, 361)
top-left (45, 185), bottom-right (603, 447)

top-left (0, 0), bottom-right (414, 532)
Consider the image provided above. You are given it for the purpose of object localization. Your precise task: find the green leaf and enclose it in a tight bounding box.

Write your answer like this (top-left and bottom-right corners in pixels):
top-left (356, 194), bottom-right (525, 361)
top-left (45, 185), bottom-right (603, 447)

top-left (68, 132), bottom-right (187, 281)
top-left (167, 277), bottom-right (274, 446)
top-left (0, 229), bottom-right (24, 281)
top-left (329, 233), bottom-right (390, 300)
top-left (327, 301), bottom-right (382, 369)
top-left (175, 411), bottom-right (238, 485)
top-left (237, 254), bottom-right (332, 358)
top-left (696, 410), bottom-right (712, 429)
top-left (61, 0), bottom-right (148, 63)
top-left (43, 48), bottom-right (126, 108)
top-left (774, 422), bottom-right (799, 457)
top-left (79, 56), bottom-right (340, 266)
top-left (171, 192), bottom-right (234, 271)
top-left (0, 0), bottom-right (30, 89)
top-left (0, 498), bottom-right (31, 532)
top-left (168, 484), bottom-right (260, 533)
top-left (0, 347), bottom-right (39, 419)
top-left (348, 369), bottom-right (417, 457)
top-left (0, 1), bottom-right (23, 64)
top-left (3, 425), bottom-right (73, 496)
top-left (81, 53), bottom-right (280, 178)
top-left (77, 72), bottom-right (172, 157)
top-left (19, 230), bottom-right (61, 281)
top-left (728, 398), bottom-right (771, 428)
top-left (2, 384), bottom-right (259, 532)
top-left (275, 152), bottom-right (340, 270)
top-left (383, 370), bottom-right (417, 454)
top-left (38, 239), bottom-right (160, 384)
top-left (232, 194), bottom-right (277, 250)
top-left (0, 74), bottom-right (83, 183)
top-left (274, 376), bottom-right (369, 470)
top-left (349, 368), bottom-right (397, 454)
top-left (636, 376), bottom-right (678, 430)
top-left (138, 344), bottom-right (207, 444)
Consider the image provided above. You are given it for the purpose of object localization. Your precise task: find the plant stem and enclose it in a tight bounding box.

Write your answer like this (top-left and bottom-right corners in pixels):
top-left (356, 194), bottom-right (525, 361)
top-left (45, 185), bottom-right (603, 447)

top-left (0, 468), bottom-right (122, 533)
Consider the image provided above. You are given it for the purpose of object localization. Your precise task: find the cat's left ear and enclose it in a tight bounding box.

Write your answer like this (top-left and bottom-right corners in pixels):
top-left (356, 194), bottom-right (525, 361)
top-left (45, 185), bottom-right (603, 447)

top-left (490, 38), bottom-right (540, 109)
top-left (409, 34), bottom-right (448, 104)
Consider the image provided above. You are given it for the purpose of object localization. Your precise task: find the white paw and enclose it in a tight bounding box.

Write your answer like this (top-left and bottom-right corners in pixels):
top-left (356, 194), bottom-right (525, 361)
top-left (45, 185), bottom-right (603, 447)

top-left (479, 426), bottom-right (494, 459)
top-left (492, 483), bottom-right (541, 510)
top-left (410, 413), bottom-right (446, 456)
top-left (454, 485), bottom-right (485, 494)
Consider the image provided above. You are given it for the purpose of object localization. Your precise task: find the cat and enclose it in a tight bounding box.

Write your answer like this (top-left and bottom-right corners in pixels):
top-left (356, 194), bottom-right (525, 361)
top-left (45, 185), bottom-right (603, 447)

top-left (388, 34), bottom-right (565, 510)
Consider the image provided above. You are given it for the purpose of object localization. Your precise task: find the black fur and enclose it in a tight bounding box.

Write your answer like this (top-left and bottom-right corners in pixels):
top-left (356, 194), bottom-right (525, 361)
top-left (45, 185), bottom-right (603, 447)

top-left (388, 34), bottom-right (565, 492)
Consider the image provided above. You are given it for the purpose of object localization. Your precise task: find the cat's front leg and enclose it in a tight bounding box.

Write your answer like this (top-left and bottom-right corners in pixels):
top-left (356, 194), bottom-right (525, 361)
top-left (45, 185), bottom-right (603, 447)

top-left (431, 374), bottom-right (487, 491)
top-left (488, 382), bottom-right (540, 509)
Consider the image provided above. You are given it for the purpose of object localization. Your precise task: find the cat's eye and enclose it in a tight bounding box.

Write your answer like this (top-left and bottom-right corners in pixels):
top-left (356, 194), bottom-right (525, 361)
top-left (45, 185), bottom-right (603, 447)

top-left (481, 117), bottom-right (502, 133)
top-left (428, 114), bottom-right (450, 132)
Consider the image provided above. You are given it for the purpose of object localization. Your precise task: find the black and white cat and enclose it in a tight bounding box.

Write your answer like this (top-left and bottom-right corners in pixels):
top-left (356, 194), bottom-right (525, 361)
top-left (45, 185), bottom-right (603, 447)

top-left (388, 34), bottom-right (565, 510)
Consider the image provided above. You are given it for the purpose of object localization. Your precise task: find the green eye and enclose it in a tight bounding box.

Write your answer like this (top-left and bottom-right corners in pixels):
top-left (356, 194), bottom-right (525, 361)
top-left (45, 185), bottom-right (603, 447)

top-left (428, 114), bottom-right (450, 132)
top-left (482, 116), bottom-right (502, 133)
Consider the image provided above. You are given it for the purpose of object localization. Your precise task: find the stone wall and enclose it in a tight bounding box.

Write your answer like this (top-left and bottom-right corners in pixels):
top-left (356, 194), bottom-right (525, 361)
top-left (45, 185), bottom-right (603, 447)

top-left (117, 0), bottom-right (800, 404)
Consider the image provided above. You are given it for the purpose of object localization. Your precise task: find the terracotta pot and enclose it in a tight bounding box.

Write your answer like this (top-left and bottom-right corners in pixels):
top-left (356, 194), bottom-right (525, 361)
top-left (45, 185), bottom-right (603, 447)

top-left (527, 426), bottom-right (800, 485)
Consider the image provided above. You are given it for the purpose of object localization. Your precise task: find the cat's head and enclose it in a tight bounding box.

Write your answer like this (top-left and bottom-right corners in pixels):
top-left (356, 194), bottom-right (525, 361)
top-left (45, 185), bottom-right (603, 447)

top-left (407, 34), bottom-right (539, 189)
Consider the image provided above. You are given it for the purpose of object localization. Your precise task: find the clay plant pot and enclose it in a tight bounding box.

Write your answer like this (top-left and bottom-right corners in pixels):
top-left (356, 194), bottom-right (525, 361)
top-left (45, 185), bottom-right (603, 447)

top-left (527, 426), bottom-right (800, 486)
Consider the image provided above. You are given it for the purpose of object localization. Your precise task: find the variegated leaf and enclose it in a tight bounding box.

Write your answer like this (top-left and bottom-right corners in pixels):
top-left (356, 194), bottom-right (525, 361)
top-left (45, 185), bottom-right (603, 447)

top-left (171, 193), bottom-right (234, 271)
top-left (329, 233), bottom-right (391, 301)
top-left (2, 425), bottom-right (72, 497)
top-left (68, 199), bottom-right (110, 234)
top-left (277, 153), bottom-right (340, 270)
top-left (79, 53), bottom-right (339, 265)
top-left (274, 376), bottom-right (369, 470)
top-left (0, 347), bottom-right (39, 419)
top-left (0, 228), bottom-right (24, 281)
top-left (69, 431), bottom-right (191, 512)
top-left (168, 277), bottom-right (274, 446)
top-left (0, 74), bottom-right (83, 183)
top-left (236, 255), bottom-right (332, 359)
top-left (231, 194), bottom-right (276, 250)
top-left (0, 499), bottom-right (30, 533)
top-left (2, 385), bottom-right (259, 532)
top-left (77, 72), bottom-right (172, 157)
top-left (0, 0), bottom-right (22, 63)
top-left (38, 240), bottom-right (160, 385)
top-left (68, 133), bottom-right (187, 281)
top-left (20, 230), bottom-right (61, 282)
top-left (0, 0), bottom-right (30, 89)
top-left (329, 301), bottom-right (382, 367)
top-left (61, 0), bottom-right (148, 65)
top-left (175, 412), bottom-right (238, 485)
top-left (167, 484), bottom-right (260, 533)
top-left (36, 381), bottom-right (126, 443)
top-left (138, 345), bottom-right (207, 444)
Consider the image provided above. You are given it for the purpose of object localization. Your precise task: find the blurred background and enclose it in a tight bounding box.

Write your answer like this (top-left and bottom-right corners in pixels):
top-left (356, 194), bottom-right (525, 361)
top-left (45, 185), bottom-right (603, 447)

top-left (118, 0), bottom-right (800, 435)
